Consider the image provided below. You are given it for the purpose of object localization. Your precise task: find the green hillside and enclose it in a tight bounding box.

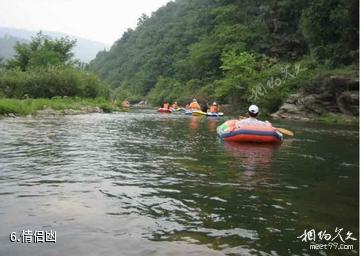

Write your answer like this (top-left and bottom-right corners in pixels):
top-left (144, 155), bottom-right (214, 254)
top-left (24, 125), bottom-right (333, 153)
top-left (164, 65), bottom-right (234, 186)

top-left (90, 0), bottom-right (358, 112)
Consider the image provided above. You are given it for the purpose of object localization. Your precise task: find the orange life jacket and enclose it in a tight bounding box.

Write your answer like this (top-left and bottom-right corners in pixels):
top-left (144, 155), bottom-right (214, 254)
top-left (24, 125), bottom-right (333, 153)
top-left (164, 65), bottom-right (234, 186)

top-left (189, 102), bottom-right (201, 110)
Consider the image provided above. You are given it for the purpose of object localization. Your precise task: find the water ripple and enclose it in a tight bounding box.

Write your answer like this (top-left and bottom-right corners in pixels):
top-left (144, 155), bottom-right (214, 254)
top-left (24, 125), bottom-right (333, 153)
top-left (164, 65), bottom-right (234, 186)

top-left (0, 111), bottom-right (358, 256)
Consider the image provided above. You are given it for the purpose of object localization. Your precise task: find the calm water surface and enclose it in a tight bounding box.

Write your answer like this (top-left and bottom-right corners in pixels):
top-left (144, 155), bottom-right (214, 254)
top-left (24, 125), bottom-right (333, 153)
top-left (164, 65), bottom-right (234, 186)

top-left (0, 109), bottom-right (358, 256)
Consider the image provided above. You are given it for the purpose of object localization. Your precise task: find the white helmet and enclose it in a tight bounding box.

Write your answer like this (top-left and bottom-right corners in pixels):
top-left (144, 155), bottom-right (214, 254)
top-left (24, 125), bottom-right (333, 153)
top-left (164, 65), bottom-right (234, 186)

top-left (248, 105), bottom-right (259, 114)
top-left (193, 98), bottom-right (197, 102)
top-left (213, 102), bottom-right (217, 105)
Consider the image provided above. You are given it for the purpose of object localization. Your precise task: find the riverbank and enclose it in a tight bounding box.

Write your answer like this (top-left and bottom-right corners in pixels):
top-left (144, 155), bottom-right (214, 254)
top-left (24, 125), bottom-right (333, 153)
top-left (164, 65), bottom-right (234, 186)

top-left (270, 74), bottom-right (359, 125)
top-left (0, 97), bottom-right (122, 117)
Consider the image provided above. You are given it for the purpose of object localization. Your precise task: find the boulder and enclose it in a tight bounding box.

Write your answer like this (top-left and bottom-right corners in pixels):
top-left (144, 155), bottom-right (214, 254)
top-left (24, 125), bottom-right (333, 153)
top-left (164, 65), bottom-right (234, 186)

top-left (337, 91), bottom-right (359, 115)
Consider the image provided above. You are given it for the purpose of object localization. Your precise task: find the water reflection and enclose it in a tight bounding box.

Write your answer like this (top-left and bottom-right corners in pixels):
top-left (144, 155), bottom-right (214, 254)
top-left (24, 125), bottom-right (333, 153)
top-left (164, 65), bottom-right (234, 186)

top-left (224, 142), bottom-right (279, 171)
top-left (188, 116), bottom-right (200, 133)
top-left (207, 118), bottom-right (218, 132)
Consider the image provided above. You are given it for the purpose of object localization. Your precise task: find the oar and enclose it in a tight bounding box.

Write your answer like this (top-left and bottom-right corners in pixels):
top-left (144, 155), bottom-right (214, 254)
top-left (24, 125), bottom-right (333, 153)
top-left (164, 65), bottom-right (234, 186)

top-left (275, 127), bottom-right (294, 136)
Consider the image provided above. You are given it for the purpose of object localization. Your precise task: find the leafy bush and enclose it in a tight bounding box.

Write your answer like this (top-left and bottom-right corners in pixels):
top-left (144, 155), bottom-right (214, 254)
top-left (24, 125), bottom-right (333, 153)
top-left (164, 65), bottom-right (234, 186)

top-left (1, 32), bottom-right (111, 100)
top-left (0, 67), bottom-right (110, 99)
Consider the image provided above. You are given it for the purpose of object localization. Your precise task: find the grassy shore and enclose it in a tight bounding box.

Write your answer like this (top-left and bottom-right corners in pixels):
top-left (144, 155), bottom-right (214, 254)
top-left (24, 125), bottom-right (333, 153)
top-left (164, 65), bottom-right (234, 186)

top-left (0, 97), bottom-right (121, 116)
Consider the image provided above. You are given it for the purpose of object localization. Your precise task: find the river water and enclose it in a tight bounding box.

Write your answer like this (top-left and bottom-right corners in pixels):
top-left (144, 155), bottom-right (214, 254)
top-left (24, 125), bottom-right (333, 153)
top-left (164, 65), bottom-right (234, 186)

top-left (0, 109), bottom-right (358, 256)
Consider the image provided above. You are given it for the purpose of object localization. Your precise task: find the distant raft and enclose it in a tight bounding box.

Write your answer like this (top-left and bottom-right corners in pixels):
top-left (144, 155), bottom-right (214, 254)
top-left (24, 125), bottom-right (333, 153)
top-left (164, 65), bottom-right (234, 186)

top-left (205, 112), bottom-right (224, 117)
top-left (157, 108), bottom-right (172, 113)
top-left (217, 120), bottom-right (283, 143)
top-left (187, 110), bottom-right (224, 117)
top-left (185, 110), bottom-right (193, 115)
top-left (122, 100), bottom-right (130, 108)
top-left (175, 107), bottom-right (186, 112)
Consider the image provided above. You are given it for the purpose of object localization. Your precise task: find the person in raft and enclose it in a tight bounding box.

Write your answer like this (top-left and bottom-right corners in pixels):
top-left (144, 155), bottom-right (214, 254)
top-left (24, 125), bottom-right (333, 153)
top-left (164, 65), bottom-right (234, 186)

top-left (171, 101), bottom-right (179, 109)
top-left (163, 102), bottom-right (170, 110)
top-left (237, 105), bottom-right (271, 126)
top-left (201, 102), bottom-right (209, 113)
top-left (122, 100), bottom-right (130, 108)
top-left (189, 98), bottom-right (201, 111)
top-left (209, 102), bottom-right (219, 113)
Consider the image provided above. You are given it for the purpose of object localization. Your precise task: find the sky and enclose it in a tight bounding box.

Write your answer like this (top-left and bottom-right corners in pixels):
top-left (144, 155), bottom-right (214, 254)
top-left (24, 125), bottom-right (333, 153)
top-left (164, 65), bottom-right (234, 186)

top-left (0, 0), bottom-right (171, 45)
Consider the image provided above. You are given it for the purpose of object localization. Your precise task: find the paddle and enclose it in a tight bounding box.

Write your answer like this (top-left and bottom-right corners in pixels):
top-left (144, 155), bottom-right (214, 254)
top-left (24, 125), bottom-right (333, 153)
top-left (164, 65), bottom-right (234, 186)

top-left (274, 127), bottom-right (294, 136)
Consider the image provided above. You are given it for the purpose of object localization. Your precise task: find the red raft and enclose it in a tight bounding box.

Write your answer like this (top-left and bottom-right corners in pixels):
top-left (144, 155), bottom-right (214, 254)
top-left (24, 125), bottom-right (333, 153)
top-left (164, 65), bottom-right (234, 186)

top-left (157, 108), bottom-right (172, 113)
top-left (217, 120), bottom-right (283, 143)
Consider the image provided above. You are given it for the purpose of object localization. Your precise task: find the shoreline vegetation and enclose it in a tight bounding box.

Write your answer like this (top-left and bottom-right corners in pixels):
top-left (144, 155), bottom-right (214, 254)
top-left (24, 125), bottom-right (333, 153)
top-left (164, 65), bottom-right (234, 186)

top-left (0, 97), bottom-right (357, 126)
top-left (0, 33), bottom-right (121, 118)
top-left (0, 97), bottom-right (122, 117)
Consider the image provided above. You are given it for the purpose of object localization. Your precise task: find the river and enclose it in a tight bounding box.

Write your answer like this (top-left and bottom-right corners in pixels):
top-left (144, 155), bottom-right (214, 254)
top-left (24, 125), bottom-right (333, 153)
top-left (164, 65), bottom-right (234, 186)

top-left (0, 109), bottom-right (358, 256)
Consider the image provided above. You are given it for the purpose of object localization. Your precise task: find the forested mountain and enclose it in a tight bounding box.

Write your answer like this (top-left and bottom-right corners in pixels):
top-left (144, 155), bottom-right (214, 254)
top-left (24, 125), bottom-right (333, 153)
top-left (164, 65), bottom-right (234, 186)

top-left (90, 0), bottom-right (358, 112)
top-left (0, 27), bottom-right (108, 63)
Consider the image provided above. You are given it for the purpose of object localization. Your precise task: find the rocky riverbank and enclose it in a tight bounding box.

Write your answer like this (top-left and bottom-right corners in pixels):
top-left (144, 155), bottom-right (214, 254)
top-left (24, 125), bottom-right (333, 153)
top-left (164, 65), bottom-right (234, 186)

top-left (1, 106), bottom-right (112, 118)
top-left (271, 75), bottom-right (359, 123)
top-left (35, 106), bottom-right (105, 116)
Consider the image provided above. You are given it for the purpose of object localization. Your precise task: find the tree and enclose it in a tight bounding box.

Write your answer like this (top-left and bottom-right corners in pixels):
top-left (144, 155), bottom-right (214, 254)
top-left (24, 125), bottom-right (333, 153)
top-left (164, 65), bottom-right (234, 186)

top-left (6, 32), bottom-right (77, 71)
top-left (215, 50), bottom-right (257, 102)
top-left (300, 0), bottom-right (358, 65)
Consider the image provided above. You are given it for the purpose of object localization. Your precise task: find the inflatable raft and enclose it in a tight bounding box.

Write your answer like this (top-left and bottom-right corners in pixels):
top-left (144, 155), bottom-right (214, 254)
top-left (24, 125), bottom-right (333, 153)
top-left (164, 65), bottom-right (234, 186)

top-left (185, 110), bottom-right (193, 115)
top-left (174, 107), bottom-right (186, 112)
top-left (206, 112), bottom-right (224, 117)
top-left (217, 120), bottom-right (283, 143)
top-left (157, 108), bottom-right (172, 113)
top-left (189, 110), bottom-right (224, 117)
